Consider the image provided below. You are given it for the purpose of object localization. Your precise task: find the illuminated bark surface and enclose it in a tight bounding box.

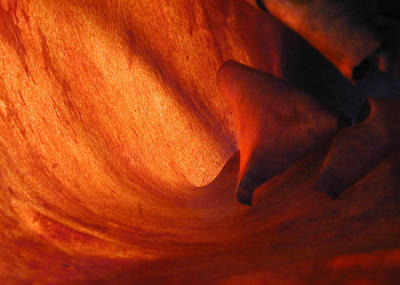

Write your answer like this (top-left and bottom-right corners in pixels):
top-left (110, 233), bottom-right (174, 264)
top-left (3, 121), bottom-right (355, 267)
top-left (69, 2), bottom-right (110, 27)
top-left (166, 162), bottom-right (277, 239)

top-left (0, 0), bottom-right (399, 284)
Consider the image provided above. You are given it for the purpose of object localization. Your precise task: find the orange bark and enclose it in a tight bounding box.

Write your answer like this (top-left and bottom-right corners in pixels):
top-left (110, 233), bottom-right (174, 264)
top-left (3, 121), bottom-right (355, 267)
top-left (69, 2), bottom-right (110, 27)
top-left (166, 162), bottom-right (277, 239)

top-left (1, 0), bottom-right (399, 284)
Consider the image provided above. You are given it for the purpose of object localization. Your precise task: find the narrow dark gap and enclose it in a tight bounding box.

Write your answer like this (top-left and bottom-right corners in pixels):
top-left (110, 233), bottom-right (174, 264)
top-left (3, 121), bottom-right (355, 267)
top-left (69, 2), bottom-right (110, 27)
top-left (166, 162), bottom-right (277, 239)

top-left (256, 0), bottom-right (268, 12)
top-left (356, 99), bottom-right (372, 123)
top-left (352, 58), bottom-right (376, 81)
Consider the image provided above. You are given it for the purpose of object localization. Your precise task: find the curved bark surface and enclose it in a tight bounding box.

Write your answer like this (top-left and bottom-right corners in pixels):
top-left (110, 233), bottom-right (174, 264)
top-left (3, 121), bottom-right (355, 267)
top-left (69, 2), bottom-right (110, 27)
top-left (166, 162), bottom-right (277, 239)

top-left (1, 0), bottom-right (399, 284)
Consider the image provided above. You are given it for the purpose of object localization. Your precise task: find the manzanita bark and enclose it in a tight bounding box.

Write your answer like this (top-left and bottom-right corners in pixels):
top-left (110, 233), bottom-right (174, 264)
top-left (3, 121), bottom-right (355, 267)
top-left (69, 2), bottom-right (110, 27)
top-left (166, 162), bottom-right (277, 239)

top-left (0, 0), bottom-right (400, 284)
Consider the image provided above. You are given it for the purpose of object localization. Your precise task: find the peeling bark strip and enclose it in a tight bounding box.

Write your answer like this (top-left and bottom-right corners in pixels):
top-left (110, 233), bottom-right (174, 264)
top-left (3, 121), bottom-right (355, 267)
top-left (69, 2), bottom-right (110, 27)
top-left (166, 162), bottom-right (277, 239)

top-left (245, 0), bottom-right (383, 80)
top-left (218, 61), bottom-right (400, 203)
top-left (218, 61), bottom-right (338, 205)
top-left (315, 98), bottom-right (398, 197)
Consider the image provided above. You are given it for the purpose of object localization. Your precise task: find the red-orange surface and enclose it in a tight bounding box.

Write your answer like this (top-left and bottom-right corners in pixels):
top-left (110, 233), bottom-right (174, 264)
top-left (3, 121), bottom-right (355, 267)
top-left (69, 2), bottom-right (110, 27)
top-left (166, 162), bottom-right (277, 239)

top-left (1, 0), bottom-right (399, 284)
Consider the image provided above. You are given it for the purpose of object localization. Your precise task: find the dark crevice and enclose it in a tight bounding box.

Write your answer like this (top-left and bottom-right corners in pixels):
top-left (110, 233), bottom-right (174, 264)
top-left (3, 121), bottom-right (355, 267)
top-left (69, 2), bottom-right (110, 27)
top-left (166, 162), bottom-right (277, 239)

top-left (352, 58), bottom-right (377, 81)
top-left (356, 99), bottom-right (371, 123)
top-left (256, 0), bottom-right (268, 12)
top-left (337, 116), bottom-right (353, 129)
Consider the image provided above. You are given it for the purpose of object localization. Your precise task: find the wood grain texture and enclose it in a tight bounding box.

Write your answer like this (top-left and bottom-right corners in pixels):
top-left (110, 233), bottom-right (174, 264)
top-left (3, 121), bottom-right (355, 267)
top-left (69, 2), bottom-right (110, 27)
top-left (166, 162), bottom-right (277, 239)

top-left (1, 0), bottom-right (399, 284)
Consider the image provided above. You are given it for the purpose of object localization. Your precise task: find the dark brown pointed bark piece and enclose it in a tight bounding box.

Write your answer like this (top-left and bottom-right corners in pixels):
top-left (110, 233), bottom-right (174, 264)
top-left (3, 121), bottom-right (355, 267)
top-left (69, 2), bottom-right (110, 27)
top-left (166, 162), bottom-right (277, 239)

top-left (315, 98), bottom-right (400, 198)
top-left (217, 60), bottom-right (338, 205)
